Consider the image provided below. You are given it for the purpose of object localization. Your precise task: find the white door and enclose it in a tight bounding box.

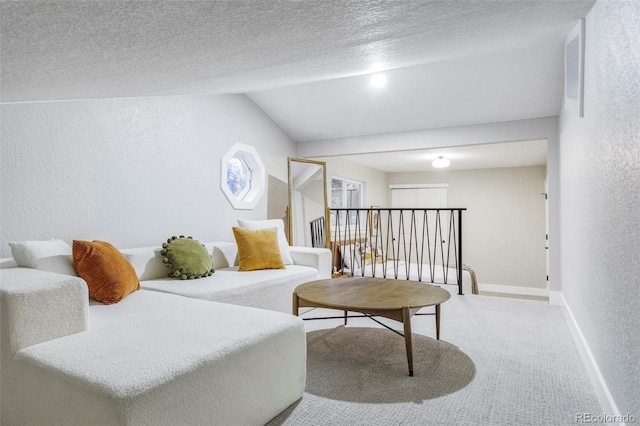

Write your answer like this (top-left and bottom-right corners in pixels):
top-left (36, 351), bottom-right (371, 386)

top-left (545, 178), bottom-right (549, 290)
top-left (391, 187), bottom-right (447, 264)
top-left (391, 188), bottom-right (417, 207)
top-left (416, 187), bottom-right (447, 208)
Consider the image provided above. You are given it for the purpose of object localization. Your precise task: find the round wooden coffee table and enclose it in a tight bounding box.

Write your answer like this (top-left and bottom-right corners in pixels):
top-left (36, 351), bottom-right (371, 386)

top-left (293, 277), bottom-right (451, 376)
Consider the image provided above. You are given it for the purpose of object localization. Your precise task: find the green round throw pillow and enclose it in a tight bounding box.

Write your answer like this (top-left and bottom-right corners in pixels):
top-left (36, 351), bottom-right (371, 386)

top-left (161, 236), bottom-right (214, 280)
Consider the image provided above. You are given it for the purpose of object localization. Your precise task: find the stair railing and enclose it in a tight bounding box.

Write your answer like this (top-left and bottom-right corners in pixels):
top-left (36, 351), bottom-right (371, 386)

top-left (329, 208), bottom-right (466, 295)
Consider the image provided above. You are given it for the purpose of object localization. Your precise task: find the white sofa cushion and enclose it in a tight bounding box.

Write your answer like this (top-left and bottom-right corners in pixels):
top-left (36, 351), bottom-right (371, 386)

top-left (5, 290), bottom-right (306, 426)
top-left (119, 246), bottom-right (166, 281)
top-left (0, 268), bottom-right (89, 356)
top-left (141, 264), bottom-right (318, 314)
top-left (121, 242), bottom-right (239, 281)
top-left (0, 258), bottom-right (18, 269)
top-left (206, 241), bottom-right (238, 268)
top-left (8, 239), bottom-right (77, 276)
top-left (289, 246), bottom-right (332, 278)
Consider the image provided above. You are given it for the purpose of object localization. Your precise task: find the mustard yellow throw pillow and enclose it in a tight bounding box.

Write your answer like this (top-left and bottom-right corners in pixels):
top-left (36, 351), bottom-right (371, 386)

top-left (72, 240), bottom-right (140, 304)
top-left (232, 227), bottom-right (285, 271)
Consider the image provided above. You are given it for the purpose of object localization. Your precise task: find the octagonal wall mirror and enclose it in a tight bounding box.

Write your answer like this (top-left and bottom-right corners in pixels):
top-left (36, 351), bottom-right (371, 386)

top-left (287, 158), bottom-right (329, 248)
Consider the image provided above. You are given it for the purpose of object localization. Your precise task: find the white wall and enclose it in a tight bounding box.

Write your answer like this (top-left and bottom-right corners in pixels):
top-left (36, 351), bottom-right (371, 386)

top-left (316, 156), bottom-right (389, 207)
top-left (0, 94), bottom-right (296, 257)
top-left (558, 0), bottom-right (639, 417)
top-left (389, 166), bottom-right (547, 290)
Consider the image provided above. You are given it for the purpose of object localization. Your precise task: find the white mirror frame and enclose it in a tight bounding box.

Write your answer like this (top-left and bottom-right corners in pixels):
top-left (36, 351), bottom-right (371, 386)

top-left (221, 143), bottom-right (266, 210)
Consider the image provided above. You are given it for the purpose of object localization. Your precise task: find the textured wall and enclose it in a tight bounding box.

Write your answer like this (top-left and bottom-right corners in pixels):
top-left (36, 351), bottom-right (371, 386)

top-left (559, 0), bottom-right (639, 416)
top-left (0, 94), bottom-right (296, 257)
top-left (389, 166), bottom-right (547, 290)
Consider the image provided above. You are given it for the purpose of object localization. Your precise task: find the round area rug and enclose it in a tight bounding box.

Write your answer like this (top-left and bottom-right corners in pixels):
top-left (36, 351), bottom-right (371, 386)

top-left (305, 326), bottom-right (476, 404)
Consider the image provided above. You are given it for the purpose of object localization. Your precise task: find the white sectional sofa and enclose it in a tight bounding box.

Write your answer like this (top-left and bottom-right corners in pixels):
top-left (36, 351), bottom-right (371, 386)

top-left (0, 240), bottom-right (331, 425)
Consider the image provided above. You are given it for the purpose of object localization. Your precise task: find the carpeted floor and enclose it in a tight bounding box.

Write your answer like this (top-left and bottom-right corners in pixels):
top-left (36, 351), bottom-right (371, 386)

top-left (267, 291), bottom-right (602, 425)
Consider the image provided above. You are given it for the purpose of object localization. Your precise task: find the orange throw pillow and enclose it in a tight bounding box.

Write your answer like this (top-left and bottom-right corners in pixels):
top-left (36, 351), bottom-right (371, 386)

top-left (72, 240), bottom-right (140, 304)
top-left (232, 227), bottom-right (285, 271)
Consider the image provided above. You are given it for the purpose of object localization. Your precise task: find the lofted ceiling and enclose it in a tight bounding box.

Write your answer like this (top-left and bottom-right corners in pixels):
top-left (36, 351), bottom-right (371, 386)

top-left (1, 0), bottom-right (595, 171)
top-left (250, 43), bottom-right (566, 143)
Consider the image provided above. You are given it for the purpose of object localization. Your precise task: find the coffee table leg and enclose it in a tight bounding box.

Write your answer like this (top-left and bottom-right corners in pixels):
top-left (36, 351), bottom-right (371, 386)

top-left (435, 304), bottom-right (441, 340)
top-left (344, 310), bottom-right (348, 325)
top-left (402, 306), bottom-right (413, 377)
top-left (293, 292), bottom-right (299, 316)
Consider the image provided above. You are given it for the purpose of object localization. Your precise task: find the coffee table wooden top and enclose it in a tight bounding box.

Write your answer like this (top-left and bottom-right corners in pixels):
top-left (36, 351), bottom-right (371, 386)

top-left (294, 277), bottom-right (450, 311)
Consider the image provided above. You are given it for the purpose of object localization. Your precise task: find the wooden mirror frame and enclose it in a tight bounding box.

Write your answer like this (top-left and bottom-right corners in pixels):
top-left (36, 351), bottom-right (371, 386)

top-left (287, 157), bottom-right (330, 248)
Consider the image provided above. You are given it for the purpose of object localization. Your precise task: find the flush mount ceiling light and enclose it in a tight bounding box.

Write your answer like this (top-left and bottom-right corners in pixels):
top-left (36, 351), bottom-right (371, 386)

top-left (370, 73), bottom-right (386, 89)
top-left (432, 156), bottom-right (451, 168)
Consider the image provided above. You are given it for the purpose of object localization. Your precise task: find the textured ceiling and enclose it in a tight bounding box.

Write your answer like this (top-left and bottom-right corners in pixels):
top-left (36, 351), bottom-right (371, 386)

top-left (1, 1), bottom-right (594, 103)
top-left (1, 0), bottom-right (594, 168)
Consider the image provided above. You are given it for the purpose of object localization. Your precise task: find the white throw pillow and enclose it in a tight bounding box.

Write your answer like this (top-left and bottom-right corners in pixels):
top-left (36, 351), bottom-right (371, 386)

top-left (236, 219), bottom-right (294, 265)
top-left (8, 239), bottom-right (77, 276)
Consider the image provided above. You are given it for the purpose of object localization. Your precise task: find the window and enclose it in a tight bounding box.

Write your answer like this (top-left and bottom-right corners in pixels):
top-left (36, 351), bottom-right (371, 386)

top-left (220, 143), bottom-right (265, 210)
top-left (331, 176), bottom-right (363, 226)
top-left (226, 156), bottom-right (250, 198)
top-left (331, 177), bottom-right (362, 209)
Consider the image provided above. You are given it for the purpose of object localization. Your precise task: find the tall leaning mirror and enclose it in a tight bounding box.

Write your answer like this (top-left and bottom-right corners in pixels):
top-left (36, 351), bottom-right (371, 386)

top-left (287, 158), bottom-right (329, 248)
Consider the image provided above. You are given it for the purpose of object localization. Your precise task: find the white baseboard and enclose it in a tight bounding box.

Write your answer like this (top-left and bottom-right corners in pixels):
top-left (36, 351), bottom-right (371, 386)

top-left (478, 283), bottom-right (549, 297)
top-left (549, 291), bottom-right (625, 425)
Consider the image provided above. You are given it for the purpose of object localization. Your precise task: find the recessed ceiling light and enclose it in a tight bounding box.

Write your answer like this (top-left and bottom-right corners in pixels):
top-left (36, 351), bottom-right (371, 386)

top-left (370, 73), bottom-right (386, 89)
top-left (432, 156), bottom-right (451, 168)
